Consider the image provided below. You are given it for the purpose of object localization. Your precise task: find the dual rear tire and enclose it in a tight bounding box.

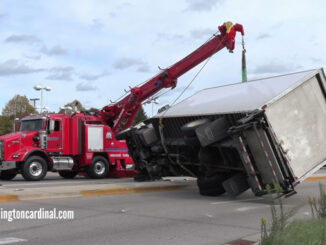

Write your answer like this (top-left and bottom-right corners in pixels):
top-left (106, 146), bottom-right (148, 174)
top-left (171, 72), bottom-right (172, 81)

top-left (197, 174), bottom-right (227, 196)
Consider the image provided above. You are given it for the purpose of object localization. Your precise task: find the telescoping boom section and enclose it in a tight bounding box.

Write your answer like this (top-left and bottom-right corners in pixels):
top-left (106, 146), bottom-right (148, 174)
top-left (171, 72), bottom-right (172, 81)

top-left (99, 22), bottom-right (244, 134)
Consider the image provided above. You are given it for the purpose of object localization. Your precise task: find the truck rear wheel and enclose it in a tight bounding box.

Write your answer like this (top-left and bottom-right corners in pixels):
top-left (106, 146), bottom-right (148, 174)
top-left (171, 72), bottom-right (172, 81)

top-left (58, 171), bottom-right (78, 179)
top-left (87, 156), bottom-right (109, 179)
top-left (197, 174), bottom-right (227, 196)
top-left (22, 156), bottom-right (48, 181)
top-left (0, 170), bottom-right (17, 180)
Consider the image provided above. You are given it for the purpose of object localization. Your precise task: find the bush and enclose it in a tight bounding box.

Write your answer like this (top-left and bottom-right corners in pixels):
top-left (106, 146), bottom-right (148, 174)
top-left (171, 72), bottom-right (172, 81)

top-left (262, 219), bottom-right (326, 245)
top-left (261, 183), bottom-right (326, 245)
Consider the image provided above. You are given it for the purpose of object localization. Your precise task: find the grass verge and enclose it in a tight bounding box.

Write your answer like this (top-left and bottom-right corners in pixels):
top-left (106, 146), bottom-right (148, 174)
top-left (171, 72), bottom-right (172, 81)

top-left (262, 219), bottom-right (326, 245)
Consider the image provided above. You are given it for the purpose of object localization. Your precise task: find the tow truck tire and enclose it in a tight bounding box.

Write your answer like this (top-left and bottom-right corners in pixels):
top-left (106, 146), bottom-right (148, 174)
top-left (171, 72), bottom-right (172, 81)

top-left (0, 170), bottom-right (17, 180)
top-left (21, 156), bottom-right (48, 181)
top-left (58, 171), bottom-right (78, 179)
top-left (87, 156), bottom-right (109, 179)
top-left (197, 174), bottom-right (227, 196)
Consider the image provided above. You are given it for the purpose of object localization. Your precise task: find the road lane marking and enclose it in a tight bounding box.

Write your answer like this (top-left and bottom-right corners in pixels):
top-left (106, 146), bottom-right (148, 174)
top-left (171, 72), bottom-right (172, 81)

top-left (0, 237), bottom-right (27, 244)
top-left (210, 197), bottom-right (264, 205)
top-left (235, 205), bottom-right (269, 212)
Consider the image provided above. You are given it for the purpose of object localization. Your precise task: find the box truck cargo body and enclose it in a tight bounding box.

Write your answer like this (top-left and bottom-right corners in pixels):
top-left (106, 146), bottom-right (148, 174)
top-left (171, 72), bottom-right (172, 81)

top-left (117, 68), bottom-right (326, 197)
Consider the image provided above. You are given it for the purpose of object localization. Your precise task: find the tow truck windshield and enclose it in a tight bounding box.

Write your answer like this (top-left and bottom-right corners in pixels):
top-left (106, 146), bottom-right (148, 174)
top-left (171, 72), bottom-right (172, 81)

top-left (20, 119), bottom-right (44, 131)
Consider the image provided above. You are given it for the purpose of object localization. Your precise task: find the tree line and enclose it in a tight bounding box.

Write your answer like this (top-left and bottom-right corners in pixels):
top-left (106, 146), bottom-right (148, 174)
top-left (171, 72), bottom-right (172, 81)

top-left (0, 95), bottom-right (147, 135)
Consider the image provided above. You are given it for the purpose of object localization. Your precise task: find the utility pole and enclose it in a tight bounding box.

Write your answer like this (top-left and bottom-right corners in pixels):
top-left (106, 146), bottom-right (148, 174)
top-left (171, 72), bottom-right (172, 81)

top-left (30, 98), bottom-right (40, 109)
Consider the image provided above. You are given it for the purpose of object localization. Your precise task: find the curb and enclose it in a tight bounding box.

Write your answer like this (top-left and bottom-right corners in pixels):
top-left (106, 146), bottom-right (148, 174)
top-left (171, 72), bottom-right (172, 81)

top-left (0, 195), bottom-right (19, 203)
top-left (81, 185), bottom-right (183, 197)
top-left (223, 233), bottom-right (260, 245)
top-left (304, 175), bottom-right (326, 182)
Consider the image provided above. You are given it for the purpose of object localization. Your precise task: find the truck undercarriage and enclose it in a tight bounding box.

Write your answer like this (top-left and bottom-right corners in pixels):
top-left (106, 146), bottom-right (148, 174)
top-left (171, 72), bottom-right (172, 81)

top-left (118, 111), bottom-right (295, 197)
top-left (118, 69), bottom-right (326, 197)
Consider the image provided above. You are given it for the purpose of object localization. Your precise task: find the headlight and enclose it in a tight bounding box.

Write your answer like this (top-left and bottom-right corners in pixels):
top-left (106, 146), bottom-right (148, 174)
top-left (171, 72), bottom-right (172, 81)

top-left (0, 140), bottom-right (4, 161)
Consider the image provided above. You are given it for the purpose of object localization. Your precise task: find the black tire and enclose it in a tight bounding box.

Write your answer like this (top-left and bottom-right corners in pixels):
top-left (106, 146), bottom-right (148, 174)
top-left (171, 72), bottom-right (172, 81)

top-left (87, 156), bottom-right (109, 179)
top-left (184, 136), bottom-right (200, 146)
top-left (58, 171), bottom-right (78, 179)
top-left (181, 118), bottom-right (211, 137)
top-left (197, 174), bottom-right (227, 196)
top-left (134, 169), bottom-right (151, 182)
top-left (0, 170), bottom-right (17, 180)
top-left (21, 156), bottom-right (48, 181)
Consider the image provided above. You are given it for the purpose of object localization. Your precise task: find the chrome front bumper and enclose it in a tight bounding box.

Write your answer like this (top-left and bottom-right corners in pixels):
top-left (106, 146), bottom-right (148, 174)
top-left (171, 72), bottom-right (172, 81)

top-left (0, 161), bottom-right (16, 170)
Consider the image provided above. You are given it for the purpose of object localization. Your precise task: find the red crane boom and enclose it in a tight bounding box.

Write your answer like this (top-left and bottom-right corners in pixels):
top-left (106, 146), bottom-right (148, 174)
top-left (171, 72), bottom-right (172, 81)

top-left (99, 22), bottom-right (244, 134)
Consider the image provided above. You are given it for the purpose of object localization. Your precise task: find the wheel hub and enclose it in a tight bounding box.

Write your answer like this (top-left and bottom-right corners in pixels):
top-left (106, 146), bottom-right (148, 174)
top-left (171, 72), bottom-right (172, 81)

top-left (94, 161), bottom-right (105, 175)
top-left (29, 161), bottom-right (43, 177)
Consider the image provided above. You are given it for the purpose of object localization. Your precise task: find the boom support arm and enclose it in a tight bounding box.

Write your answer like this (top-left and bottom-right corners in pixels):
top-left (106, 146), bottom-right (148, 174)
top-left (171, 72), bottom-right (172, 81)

top-left (99, 22), bottom-right (244, 134)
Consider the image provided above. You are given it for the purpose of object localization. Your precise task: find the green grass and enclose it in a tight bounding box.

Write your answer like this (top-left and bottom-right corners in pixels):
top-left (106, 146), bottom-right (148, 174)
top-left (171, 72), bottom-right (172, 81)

top-left (262, 219), bottom-right (326, 245)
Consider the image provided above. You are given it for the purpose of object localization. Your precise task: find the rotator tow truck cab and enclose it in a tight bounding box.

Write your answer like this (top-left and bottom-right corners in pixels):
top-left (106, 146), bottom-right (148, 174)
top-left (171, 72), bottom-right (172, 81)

top-left (0, 114), bottom-right (136, 181)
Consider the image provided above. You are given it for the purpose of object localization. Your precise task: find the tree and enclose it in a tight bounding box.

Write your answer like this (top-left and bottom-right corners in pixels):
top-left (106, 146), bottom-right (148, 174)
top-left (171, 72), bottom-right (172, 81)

top-left (133, 106), bottom-right (148, 125)
top-left (2, 95), bottom-right (37, 118)
top-left (88, 107), bottom-right (99, 114)
top-left (0, 116), bottom-right (13, 135)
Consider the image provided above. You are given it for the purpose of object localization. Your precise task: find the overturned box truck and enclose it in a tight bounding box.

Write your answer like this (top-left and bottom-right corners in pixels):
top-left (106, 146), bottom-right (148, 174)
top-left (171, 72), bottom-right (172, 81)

top-left (117, 68), bottom-right (326, 197)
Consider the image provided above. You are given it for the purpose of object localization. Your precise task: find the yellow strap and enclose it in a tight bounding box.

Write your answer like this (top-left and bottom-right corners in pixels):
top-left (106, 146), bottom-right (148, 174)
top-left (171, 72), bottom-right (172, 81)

top-left (225, 21), bottom-right (233, 33)
top-left (159, 118), bottom-right (164, 128)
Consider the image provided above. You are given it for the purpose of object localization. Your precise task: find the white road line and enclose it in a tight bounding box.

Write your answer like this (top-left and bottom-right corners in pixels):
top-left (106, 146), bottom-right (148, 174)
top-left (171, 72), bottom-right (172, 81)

top-left (210, 197), bottom-right (264, 205)
top-left (0, 237), bottom-right (27, 244)
top-left (236, 206), bottom-right (268, 212)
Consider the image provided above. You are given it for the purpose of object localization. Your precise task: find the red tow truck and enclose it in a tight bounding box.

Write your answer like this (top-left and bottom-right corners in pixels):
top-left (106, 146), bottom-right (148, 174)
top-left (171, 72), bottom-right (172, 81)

top-left (0, 22), bottom-right (244, 181)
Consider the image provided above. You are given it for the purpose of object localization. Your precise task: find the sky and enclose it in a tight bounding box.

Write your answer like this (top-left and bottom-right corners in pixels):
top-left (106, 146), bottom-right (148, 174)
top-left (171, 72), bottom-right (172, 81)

top-left (0, 0), bottom-right (325, 116)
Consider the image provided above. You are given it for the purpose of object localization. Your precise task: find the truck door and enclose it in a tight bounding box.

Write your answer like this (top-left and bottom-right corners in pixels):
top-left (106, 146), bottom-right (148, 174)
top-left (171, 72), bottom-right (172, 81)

top-left (47, 119), bottom-right (62, 152)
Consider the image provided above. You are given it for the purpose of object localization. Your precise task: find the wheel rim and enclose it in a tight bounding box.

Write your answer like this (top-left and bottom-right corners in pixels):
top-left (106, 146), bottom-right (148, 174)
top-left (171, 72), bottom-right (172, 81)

top-left (94, 161), bottom-right (106, 175)
top-left (29, 161), bottom-right (43, 177)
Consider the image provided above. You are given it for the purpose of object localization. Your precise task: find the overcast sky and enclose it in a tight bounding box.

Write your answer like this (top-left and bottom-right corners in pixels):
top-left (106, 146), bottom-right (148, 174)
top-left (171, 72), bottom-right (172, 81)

top-left (0, 0), bottom-right (325, 116)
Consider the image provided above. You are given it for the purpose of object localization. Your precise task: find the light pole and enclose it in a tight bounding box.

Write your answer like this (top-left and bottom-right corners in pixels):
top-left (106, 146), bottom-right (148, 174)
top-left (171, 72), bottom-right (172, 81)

top-left (145, 97), bottom-right (159, 117)
top-left (33, 85), bottom-right (51, 113)
top-left (29, 98), bottom-right (40, 108)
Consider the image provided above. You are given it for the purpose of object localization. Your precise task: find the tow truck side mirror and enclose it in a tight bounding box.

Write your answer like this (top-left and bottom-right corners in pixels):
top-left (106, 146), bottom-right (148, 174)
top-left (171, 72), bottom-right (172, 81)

top-left (13, 118), bottom-right (19, 132)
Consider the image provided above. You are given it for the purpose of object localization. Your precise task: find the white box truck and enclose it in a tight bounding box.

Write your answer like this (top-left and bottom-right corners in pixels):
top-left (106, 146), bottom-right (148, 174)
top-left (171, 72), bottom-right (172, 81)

top-left (117, 68), bottom-right (326, 197)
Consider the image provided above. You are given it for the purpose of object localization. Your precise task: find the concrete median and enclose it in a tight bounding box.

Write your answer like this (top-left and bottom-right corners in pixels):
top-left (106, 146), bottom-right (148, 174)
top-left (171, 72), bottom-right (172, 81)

top-left (0, 178), bottom-right (196, 203)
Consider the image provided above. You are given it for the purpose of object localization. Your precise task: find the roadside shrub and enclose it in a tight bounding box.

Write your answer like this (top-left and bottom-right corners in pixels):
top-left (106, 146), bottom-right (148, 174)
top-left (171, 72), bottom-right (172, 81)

top-left (260, 183), bottom-right (297, 244)
top-left (261, 183), bottom-right (326, 245)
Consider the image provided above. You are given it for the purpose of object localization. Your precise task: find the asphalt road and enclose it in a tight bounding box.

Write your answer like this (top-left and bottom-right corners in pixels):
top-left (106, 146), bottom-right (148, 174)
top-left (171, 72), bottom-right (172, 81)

top-left (0, 180), bottom-right (324, 245)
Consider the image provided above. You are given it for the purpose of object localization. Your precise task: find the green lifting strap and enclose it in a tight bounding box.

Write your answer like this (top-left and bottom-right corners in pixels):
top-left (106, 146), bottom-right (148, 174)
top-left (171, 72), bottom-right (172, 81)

top-left (242, 36), bottom-right (247, 82)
